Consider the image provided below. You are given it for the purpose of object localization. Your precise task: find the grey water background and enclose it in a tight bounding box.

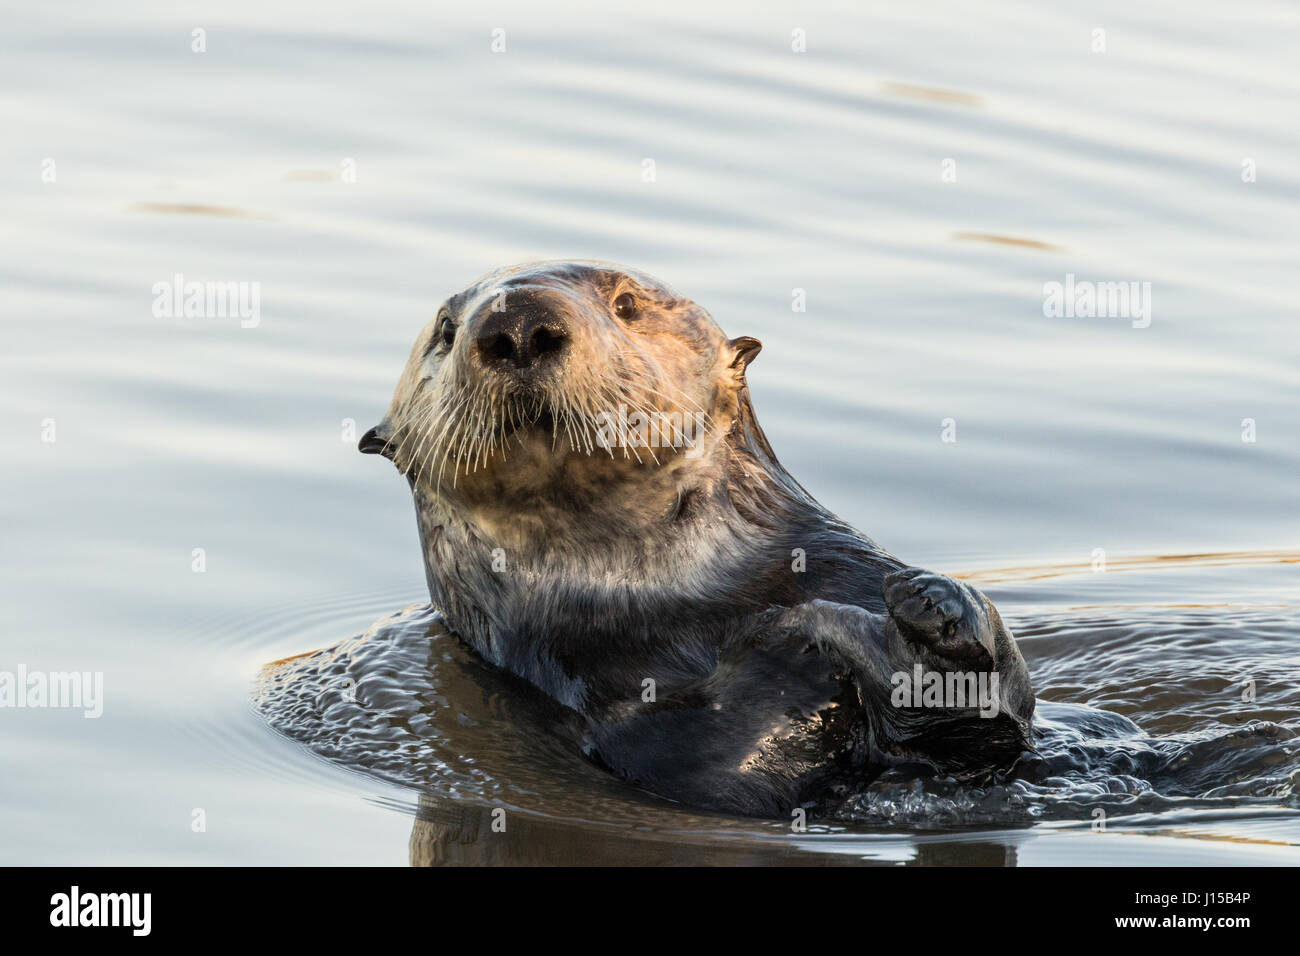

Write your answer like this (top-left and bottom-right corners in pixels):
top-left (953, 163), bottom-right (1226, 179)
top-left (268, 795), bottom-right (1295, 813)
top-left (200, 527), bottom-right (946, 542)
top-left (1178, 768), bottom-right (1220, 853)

top-left (2, 0), bottom-right (1298, 864)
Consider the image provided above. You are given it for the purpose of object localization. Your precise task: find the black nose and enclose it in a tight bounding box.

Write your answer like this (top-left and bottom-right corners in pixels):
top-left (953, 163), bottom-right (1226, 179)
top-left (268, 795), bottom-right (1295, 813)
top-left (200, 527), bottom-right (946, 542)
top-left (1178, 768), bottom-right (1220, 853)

top-left (475, 300), bottom-right (569, 370)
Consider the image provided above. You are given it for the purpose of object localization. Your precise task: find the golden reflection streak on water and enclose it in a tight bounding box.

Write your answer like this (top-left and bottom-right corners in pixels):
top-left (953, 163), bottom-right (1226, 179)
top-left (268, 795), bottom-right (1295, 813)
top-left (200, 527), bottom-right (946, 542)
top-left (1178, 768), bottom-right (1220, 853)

top-left (880, 81), bottom-right (981, 107)
top-left (130, 201), bottom-right (273, 220)
top-left (262, 649), bottom-right (319, 671)
top-left (1125, 828), bottom-right (1294, 848)
top-left (262, 633), bottom-right (373, 673)
top-left (952, 231), bottom-right (1063, 251)
top-left (952, 549), bottom-right (1300, 586)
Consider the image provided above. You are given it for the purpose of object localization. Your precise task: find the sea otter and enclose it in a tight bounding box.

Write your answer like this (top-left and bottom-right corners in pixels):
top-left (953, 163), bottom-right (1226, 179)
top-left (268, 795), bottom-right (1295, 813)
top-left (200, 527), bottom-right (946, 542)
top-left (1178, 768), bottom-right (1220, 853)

top-left (360, 260), bottom-right (1034, 818)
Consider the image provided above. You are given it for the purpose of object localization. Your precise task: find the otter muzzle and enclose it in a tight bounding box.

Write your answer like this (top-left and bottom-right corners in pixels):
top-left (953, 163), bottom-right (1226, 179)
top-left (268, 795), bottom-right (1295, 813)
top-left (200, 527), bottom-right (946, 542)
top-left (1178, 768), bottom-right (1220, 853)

top-left (359, 425), bottom-right (394, 459)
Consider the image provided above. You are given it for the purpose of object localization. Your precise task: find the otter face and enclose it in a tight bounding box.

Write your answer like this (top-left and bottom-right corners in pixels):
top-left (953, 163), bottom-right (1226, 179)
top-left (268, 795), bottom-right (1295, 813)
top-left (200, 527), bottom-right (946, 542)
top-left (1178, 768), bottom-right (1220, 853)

top-left (361, 261), bottom-right (761, 515)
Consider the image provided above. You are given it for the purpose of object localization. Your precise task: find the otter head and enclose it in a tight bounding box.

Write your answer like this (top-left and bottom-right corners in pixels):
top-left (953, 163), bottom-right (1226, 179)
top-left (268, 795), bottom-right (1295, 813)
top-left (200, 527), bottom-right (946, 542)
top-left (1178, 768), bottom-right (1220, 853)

top-left (361, 261), bottom-right (763, 547)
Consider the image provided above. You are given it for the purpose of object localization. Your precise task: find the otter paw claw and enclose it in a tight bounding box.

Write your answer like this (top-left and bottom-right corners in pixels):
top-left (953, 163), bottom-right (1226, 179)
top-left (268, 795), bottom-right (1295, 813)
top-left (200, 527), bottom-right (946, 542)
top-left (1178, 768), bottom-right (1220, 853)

top-left (882, 569), bottom-right (995, 667)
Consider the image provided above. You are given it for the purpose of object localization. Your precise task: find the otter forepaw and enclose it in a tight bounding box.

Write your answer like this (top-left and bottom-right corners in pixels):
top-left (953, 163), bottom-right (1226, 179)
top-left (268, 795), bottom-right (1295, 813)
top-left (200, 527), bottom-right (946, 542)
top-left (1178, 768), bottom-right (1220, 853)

top-left (882, 568), bottom-right (995, 668)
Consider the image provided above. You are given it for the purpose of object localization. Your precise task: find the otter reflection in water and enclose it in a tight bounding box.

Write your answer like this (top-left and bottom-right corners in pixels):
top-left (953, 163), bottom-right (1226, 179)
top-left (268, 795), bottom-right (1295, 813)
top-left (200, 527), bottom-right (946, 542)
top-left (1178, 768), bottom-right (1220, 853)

top-left (407, 793), bottom-right (1020, 866)
top-left (359, 260), bottom-right (1034, 818)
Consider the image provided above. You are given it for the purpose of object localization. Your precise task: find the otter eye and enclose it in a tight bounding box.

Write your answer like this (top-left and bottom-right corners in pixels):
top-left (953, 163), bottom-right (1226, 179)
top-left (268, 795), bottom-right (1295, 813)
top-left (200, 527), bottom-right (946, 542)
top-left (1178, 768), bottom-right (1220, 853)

top-left (613, 292), bottom-right (638, 321)
top-left (430, 310), bottom-right (456, 350)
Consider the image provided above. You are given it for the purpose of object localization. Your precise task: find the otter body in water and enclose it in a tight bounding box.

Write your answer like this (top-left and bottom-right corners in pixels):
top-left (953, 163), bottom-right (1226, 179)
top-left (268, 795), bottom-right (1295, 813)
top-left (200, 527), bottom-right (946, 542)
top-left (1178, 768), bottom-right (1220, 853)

top-left (361, 261), bottom-right (1034, 818)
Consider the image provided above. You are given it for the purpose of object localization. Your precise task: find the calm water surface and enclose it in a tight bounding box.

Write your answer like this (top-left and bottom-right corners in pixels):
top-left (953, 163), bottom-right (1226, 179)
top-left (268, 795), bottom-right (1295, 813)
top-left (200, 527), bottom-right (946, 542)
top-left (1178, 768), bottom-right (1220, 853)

top-left (2, 1), bottom-right (1298, 864)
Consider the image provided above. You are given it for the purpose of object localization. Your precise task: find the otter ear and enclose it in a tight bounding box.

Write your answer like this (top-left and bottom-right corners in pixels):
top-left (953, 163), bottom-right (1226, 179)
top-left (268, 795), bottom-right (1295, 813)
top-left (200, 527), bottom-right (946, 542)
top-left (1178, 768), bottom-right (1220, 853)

top-left (727, 336), bottom-right (762, 376)
top-left (359, 421), bottom-right (395, 460)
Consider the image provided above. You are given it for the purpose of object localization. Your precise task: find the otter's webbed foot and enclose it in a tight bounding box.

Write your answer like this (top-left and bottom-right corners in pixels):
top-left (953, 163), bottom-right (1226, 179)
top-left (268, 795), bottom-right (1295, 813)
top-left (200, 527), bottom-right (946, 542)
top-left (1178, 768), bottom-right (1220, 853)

top-left (774, 570), bottom-right (1036, 769)
top-left (882, 568), bottom-right (995, 669)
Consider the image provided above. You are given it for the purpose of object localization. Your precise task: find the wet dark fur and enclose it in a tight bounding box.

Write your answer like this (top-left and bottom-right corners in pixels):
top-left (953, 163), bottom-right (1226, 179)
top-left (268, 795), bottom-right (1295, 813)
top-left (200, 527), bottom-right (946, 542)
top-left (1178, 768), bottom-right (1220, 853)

top-left (365, 261), bottom-right (1036, 818)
